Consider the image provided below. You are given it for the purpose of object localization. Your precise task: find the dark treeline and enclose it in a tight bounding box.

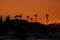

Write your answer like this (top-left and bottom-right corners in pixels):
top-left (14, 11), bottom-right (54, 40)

top-left (0, 15), bottom-right (60, 39)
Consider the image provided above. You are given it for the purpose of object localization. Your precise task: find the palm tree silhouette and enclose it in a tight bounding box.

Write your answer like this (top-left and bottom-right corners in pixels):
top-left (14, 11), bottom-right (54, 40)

top-left (46, 14), bottom-right (49, 25)
top-left (30, 18), bottom-right (33, 22)
top-left (14, 15), bottom-right (19, 19)
top-left (27, 16), bottom-right (30, 22)
top-left (19, 14), bottom-right (22, 19)
top-left (34, 14), bottom-right (38, 22)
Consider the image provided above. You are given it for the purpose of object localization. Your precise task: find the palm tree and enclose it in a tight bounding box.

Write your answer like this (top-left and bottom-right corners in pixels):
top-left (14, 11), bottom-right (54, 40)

top-left (46, 14), bottom-right (49, 25)
top-left (30, 18), bottom-right (33, 22)
top-left (14, 15), bottom-right (19, 19)
top-left (27, 16), bottom-right (30, 22)
top-left (34, 14), bottom-right (38, 22)
top-left (19, 14), bottom-right (22, 19)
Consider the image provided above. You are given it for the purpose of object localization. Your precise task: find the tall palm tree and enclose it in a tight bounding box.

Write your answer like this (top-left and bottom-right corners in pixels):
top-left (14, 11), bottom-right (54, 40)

top-left (19, 14), bottom-right (22, 19)
top-left (34, 14), bottom-right (38, 22)
top-left (30, 18), bottom-right (33, 22)
top-left (27, 16), bottom-right (30, 22)
top-left (46, 14), bottom-right (49, 25)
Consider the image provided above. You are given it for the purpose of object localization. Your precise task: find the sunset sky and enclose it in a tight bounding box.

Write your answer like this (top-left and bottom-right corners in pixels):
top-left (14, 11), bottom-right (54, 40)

top-left (0, 0), bottom-right (60, 24)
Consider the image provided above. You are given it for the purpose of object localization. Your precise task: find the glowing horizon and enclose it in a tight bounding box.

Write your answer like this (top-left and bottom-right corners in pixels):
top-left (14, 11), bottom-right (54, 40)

top-left (0, 0), bottom-right (60, 24)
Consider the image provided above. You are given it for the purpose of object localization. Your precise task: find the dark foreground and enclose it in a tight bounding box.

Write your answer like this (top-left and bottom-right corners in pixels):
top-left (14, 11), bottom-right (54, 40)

top-left (0, 16), bottom-right (60, 40)
top-left (0, 31), bottom-right (60, 40)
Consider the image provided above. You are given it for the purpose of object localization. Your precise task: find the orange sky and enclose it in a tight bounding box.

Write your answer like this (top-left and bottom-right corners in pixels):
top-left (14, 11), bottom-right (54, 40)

top-left (0, 0), bottom-right (60, 24)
